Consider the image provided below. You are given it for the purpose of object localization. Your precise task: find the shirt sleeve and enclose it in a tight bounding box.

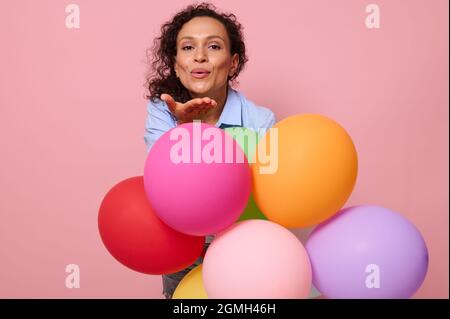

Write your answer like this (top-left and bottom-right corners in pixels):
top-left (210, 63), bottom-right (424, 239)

top-left (144, 99), bottom-right (177, 153)
top-left (257, 110), bottom-right (276, 136)
top-left (264, 110), bottom-right (276, 129)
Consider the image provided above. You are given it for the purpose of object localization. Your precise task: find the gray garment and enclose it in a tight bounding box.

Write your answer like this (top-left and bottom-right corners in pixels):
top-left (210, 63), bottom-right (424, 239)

top-left (162, 241), bottom-right (211, 299)
top-left (205, 234), bottom-right (215, 244)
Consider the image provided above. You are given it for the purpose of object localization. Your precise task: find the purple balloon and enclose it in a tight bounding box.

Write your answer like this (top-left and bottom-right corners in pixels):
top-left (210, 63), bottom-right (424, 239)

top-left (305, 205), bottom-right (428, 299)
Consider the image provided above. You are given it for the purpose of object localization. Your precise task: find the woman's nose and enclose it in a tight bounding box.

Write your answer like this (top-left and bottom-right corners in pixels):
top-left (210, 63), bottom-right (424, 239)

top-left (194, 48), bottom-right (208, 62)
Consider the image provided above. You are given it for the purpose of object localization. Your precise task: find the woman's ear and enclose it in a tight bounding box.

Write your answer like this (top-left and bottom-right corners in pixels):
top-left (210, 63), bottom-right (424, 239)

top-left (229, 53), bottom-right (239, 77)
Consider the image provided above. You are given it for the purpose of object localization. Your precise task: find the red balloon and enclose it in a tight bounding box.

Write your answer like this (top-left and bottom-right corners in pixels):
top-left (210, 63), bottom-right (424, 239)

top-left (98, 176), bottom-right (204, 275)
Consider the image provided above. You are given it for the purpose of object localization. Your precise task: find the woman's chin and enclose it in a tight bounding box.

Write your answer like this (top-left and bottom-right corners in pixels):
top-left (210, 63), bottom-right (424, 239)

top-left (188, 84), bottom-right (213, 96)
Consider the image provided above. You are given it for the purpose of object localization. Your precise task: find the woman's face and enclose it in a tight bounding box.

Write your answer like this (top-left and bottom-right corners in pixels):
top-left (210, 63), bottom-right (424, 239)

top-left (174, 16), bottom-right (239, 99)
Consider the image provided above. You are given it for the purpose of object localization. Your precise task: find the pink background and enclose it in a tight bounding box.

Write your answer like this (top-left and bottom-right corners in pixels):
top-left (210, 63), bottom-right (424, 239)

top-left (0, 0), bottom-right (448, 298)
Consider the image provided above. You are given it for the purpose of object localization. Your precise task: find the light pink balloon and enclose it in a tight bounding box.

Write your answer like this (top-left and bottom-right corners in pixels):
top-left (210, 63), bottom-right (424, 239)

top-left (203, 220), bottom-right (312, 298)
top-left (143, 122), bottom-right (251, 236)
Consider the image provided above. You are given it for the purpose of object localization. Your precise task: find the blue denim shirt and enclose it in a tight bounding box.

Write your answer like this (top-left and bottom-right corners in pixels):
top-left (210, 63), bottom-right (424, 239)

top-left (143, 85), bottom-right (276, 244)
top-left (144, 85), bottom-right (276, 153)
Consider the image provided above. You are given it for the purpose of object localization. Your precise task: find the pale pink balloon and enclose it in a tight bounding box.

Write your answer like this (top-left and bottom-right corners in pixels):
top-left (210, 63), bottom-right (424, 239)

top-left (203, 220), bottom-right (312, 298)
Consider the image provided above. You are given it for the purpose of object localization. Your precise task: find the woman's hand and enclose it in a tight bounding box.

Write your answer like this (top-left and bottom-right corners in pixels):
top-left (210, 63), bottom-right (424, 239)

top-left (161, 93), bottom-right (217, 124)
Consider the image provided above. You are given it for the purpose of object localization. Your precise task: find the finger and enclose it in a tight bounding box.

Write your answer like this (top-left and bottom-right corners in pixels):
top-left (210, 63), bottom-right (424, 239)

top-left (184, 103), bottom-right (197, 113)
top-left (201, 98), bottom-right (216, 108)
top-left (184, 97), bottom-right (216, 114)
top-left (204, 97), bottom-right (217, 107)
top-left (183, 99), bottom-right (199, 111)
top-left (186, 105), bottom-right (201, 114)
top-left (202, 102), bottom-right (215, 110)
top-left (185, 99), bottom-right (205, 112)
top-left (161, 94), bottom-right (177, 112)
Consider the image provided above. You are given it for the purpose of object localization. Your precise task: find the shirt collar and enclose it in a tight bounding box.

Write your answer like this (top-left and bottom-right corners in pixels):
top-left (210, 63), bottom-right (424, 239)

top-left (215, 85), bottom-right (242, 128)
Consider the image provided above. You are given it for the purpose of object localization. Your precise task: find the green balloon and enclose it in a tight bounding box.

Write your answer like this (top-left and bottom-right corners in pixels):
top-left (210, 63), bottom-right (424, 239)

top-left (224, 127), bottom-right (259, 162)
top-left (224, 127), bottom-right (267, 221)
top-left (238, 193), bottom-right (267, 221)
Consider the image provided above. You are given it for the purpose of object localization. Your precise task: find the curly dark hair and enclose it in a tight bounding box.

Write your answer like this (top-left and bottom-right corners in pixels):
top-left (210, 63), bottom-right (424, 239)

top-left (144, 2), bottom-right (248, 104)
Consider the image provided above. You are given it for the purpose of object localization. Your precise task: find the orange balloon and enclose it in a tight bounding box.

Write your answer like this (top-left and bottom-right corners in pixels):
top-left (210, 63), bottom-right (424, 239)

top-left (251, 114), bottom-right (358, 227)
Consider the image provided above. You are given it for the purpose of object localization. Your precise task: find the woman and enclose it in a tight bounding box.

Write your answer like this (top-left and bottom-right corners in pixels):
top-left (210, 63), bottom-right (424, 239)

top-left (143, 2), bottom-right (276, 299)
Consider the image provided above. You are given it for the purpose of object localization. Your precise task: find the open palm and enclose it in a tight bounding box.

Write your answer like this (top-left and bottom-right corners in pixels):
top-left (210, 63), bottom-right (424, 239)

top-left (161, 93), bottom-right (217, 124)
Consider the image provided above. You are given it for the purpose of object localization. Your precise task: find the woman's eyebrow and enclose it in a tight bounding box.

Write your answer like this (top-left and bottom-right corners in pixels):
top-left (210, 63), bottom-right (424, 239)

top-left (179, 35), bottom-right (225, 42)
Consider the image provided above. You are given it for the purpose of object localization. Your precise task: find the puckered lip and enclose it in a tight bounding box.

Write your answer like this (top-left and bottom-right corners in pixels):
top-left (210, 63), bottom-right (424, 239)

top-left (191, 68), bottom-right (211, 73)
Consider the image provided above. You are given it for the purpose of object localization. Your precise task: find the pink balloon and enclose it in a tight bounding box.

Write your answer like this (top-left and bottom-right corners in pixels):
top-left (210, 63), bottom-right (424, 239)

top-left (203, 220), bottom-right (312, 298)
top-left (143, 122), bottom-right (251, 236)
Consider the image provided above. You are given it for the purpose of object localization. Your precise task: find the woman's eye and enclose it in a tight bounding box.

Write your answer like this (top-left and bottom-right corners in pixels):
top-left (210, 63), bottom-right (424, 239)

top-left (181, 44), bottom-right (221, 51)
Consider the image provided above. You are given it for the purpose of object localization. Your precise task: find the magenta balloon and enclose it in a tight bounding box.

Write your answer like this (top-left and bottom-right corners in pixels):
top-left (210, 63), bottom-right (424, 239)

top-left (306, 205), bottom-right (429, 299)
top-left (143, 122), bottom-right (251, 236)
